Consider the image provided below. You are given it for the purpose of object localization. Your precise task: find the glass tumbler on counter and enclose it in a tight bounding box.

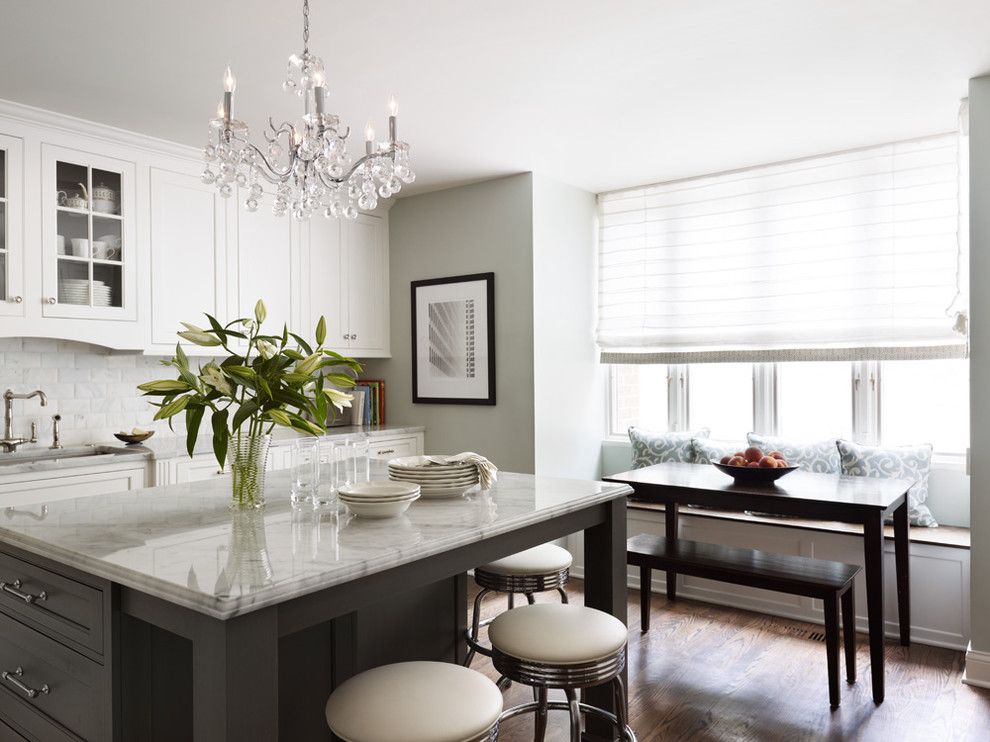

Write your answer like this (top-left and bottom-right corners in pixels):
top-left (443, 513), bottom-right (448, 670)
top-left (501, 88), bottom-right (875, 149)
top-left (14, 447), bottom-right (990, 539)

top-left (313, 440), bottom-right (338, 507)
top-left (291, 437), bottom-right (320, 504)
top-left (351, 438), bottom-right (370, 484)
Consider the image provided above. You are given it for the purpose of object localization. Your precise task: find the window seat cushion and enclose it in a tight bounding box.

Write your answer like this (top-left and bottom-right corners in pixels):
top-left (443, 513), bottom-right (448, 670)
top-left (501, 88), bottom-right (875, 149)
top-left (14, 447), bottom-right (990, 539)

top-left (629, 427), bottom-right (708, 468)
top-left (747, 432), bottom-right (841, 473)
top-left (836, 439), bottom-right (937, 527)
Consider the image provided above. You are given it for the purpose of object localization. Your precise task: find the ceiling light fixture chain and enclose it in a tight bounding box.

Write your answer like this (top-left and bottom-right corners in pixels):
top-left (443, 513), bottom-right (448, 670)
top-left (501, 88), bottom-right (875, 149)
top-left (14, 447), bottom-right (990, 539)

top-left (201, 0), bottom-right (414, 220)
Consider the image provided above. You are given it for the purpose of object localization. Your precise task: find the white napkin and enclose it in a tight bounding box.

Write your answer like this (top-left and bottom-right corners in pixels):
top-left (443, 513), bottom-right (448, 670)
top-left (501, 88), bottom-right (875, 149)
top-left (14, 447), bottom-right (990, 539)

top-left (399, 452), bottom-right (499, 490)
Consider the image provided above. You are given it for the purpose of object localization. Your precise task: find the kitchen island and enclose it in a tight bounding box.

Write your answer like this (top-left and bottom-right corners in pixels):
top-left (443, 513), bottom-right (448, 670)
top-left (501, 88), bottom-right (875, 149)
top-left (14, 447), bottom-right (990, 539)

top-left (0, 462), bottom-right (631, 741)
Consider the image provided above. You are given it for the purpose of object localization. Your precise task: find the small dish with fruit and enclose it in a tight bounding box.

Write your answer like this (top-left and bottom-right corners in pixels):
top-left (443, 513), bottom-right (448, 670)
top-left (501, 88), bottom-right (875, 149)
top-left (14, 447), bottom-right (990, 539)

top-left (711, 446), bottom-right (798, 485)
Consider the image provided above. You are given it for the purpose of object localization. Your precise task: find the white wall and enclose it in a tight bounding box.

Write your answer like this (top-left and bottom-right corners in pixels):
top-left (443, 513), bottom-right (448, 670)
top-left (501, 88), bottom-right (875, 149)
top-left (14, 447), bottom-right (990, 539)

top-left (967, 74), bottom-right (990, 682)
top-left (532, 176), bottom-right (604, 479)
top-left (362, 174), bottom-right (537, 473)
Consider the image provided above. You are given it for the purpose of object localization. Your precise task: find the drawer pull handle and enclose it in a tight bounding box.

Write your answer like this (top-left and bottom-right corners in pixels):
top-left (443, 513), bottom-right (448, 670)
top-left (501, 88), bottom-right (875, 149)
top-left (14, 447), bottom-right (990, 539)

top-left (2, 667), bottom-right (49, 699)
top-left (0, 580), bottom-right (47, 604)
top-left (377, 448), bottom-right (395, 455)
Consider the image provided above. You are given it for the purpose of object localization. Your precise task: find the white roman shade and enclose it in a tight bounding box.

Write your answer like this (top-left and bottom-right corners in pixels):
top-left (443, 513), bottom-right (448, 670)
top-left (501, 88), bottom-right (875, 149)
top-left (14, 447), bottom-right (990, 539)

top-left (597, 134), bottom-right (968, 363)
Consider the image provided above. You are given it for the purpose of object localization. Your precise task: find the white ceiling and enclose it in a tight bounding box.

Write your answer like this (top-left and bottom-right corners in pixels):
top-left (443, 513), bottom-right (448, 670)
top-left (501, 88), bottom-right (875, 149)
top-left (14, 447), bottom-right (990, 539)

top-left (1, 0), bottom-right (988, 195)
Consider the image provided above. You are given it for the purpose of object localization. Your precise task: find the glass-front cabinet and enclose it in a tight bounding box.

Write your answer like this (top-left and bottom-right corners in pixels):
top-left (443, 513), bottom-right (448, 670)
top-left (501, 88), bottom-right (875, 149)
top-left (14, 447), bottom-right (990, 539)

top-left (0, 134), bottom-right (24, 317)
top-left (41, 144), bottom-right (136, 320)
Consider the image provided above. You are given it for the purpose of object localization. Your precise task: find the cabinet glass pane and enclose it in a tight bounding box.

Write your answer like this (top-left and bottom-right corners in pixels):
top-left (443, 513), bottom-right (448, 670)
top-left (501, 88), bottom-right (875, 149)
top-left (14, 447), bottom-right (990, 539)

top-left (56, 161), bottom-right (88, 209)
top-left (92, 216), bottom-right (122, 262)
top-left (93, 263), bottom-right (122, 307)
top-left (57, 210), bottom-right (88, 256)
top-left (0, 149), bottom-right (5, 198)
top-left (58, 260), bottom-right (90, 305)
top-left (0, 201), bottom-right (5, 252)
top-left (91, 169), bottom-right (121, 216)
top-left (0, 253), bottom-right (6, 302)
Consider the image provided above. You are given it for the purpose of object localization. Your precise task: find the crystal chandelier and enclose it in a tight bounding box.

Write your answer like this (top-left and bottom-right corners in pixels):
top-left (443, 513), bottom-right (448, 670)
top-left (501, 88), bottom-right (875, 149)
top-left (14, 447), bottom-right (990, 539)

top-left (202, 0), bottom-right (415, 220)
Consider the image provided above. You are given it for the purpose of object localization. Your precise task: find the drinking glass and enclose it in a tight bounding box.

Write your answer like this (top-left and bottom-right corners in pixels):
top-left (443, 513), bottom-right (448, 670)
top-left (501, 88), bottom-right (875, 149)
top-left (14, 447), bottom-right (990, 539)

top-left (334, 440), bottom-right (355, 491)
top-left (291, 436), bottom-right (320, 504)
top-left (313, 440), bottom-right (338, 506)
top-left (351, 438), bottom-right (370, 484)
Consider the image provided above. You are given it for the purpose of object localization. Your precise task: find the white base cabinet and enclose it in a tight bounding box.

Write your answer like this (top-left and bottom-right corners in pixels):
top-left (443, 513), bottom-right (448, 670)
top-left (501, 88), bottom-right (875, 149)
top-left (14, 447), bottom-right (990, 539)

top-left (0, 461), bottom-right (150, 510)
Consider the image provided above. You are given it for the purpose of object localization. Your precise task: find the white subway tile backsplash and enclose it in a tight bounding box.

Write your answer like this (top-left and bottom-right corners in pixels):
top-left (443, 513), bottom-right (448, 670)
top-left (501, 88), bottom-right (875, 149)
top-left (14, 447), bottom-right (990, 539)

top-left (2, 340), bottom-right (177, 446)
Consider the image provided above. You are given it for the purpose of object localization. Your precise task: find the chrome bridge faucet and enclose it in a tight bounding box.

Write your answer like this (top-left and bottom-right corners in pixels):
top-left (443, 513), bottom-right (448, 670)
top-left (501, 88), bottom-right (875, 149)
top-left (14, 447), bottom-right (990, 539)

top-left (1, 389), bottom-right (48, 453)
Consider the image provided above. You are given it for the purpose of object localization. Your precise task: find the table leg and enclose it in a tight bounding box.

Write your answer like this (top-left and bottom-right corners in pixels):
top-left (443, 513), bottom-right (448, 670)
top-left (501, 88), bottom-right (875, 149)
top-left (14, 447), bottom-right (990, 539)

top-left (583, 497), bottom-right (628, 741)
top-left (665, 501), bottom-right (679, 600)
top-left (863, 512), bottom-right (885, 705)
top-left (192, 607), bottom-right (279, 741)
top-left (893, 500), bottom-right (911, 646)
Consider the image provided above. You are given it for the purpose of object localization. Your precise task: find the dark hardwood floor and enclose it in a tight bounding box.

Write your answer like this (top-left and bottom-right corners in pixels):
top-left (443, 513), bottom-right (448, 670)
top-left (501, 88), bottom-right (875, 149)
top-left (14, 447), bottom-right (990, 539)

top-left (470, 579), bottom-right (990, 741)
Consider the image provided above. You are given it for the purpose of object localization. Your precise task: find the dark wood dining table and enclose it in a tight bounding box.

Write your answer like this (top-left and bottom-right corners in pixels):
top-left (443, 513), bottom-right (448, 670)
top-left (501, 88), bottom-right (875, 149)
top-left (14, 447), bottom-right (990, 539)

top-left (604, 462), bottom-right (913, 704)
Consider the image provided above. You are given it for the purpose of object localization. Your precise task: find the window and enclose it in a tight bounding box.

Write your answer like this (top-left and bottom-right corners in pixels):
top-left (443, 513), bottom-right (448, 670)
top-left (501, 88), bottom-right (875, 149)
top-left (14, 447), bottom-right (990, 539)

top-left (776, 362), bottom-right (852, 440)
top-left (687, 364), bottom-right (752, 440)
top-left (881, 359), bottom-right (969, 454)
top-left (610, 359), bottom-right (969, 456)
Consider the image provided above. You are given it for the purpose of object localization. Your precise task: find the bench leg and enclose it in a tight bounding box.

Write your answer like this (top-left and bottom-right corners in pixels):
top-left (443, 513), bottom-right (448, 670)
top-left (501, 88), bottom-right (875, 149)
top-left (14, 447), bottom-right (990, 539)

top-left (824, 593), bottom-right (840, 708)
top-left (639, 565), bottom-right (651, 632)
top-left (842, 587), bottom-right (856, 684)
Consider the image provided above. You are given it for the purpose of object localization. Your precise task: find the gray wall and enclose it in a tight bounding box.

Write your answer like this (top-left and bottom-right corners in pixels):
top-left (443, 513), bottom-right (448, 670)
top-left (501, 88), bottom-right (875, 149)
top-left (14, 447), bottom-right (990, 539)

top-left (532, 175), bottom-right (605, 479)
top-left (363, 174), bottom-right (537, 473)
top-left (969, 75), bottom-right (990, 655)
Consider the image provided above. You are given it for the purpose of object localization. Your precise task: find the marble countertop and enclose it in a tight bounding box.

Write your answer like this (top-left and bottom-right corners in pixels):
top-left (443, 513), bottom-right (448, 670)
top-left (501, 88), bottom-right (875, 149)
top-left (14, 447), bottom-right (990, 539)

top-left (0, 462), bottom-right (632, 619)
top-left (0, 425), bottom-right (425, 477)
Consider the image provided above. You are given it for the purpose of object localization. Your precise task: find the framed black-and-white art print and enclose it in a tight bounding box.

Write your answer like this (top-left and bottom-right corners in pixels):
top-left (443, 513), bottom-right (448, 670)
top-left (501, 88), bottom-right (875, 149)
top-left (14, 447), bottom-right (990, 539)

top-left (411, 272), bottom-right (495, 405)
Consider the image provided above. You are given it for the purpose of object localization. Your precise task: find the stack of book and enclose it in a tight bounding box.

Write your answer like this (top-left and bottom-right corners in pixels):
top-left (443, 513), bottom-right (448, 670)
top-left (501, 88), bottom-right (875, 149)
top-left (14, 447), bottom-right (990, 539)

top-left (352, 379), bottom-right (385, 426)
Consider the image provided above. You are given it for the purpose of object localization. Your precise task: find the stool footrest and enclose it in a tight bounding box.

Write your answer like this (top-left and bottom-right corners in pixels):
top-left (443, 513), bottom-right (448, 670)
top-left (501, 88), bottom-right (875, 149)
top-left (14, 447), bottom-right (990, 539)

top-left (499, 700), bottom-right (636, 741)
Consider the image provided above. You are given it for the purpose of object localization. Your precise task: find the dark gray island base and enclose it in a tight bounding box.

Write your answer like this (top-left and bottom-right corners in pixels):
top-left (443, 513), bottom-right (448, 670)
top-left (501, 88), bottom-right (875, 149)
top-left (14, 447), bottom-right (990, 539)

top-left (0, 465), bottom-right (631, 741)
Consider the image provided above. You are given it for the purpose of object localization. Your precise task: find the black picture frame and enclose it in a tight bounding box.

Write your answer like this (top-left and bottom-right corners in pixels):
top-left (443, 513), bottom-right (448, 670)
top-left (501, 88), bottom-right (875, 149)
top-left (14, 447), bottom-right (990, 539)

top-left (411, 272), bottom-right (496, 405)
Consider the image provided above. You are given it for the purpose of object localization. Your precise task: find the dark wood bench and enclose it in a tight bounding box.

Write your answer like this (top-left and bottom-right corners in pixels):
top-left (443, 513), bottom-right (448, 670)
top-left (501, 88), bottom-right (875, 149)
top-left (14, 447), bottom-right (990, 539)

top-left (627, 533), bottom-right (861, 708)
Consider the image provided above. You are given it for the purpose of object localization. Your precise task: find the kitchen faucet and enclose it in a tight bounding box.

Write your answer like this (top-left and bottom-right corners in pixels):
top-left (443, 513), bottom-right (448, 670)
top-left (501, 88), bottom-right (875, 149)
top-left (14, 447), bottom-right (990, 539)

top-left (1, 389), bottom-right (48, 453)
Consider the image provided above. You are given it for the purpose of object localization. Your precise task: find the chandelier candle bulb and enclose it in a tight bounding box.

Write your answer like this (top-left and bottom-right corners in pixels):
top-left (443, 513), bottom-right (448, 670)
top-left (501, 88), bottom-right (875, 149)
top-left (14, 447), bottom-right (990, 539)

top-left (314, 84), bottom-right (326, 116)
top-left (388, 95), bottom-right (398, 142)
top-left (222, 66), bottom-right (235, 121)
top-left (365, 122), bottom-right (375, 155)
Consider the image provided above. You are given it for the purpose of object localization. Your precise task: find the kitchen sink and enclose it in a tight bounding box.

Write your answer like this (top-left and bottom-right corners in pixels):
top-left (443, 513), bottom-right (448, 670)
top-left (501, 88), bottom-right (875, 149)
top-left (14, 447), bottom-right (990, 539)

top-left (0, 445), bottom-right (146, 467)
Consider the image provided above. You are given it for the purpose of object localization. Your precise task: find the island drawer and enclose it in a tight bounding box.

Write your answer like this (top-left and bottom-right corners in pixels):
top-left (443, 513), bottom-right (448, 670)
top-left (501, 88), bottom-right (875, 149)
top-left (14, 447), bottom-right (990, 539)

top-left (369, 436), bottom-right (420, 460)
top-left (0, 550), bottom-right (104, 657)
top-left (0, 611), bottom-right (105, 741)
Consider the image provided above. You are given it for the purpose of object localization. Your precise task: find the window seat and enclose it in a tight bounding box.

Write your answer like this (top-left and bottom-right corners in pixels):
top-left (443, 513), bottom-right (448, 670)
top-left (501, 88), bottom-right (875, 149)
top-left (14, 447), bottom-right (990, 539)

top-left (626, 500), bottom-right (971, 549)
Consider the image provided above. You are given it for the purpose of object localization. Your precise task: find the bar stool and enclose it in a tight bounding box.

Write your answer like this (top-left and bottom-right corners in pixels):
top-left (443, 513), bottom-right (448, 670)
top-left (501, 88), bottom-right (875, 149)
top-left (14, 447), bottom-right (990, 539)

top-left (489, 603), bottom-right (636, 742)
top-left (465, 543), bottom-right (572, 670)
top-left (325, 661), bottom-right (502, 742)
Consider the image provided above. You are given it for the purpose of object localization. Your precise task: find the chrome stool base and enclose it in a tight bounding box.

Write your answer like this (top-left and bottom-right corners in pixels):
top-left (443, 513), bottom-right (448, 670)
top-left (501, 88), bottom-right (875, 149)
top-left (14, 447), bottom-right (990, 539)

top-left (494, 648), bottom-right (635, 742)
top-left (464, 567), bottom-right (569, 668)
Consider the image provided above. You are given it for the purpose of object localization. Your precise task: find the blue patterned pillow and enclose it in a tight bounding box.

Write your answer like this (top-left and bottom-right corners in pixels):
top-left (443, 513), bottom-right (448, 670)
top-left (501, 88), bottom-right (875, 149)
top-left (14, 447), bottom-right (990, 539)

top-left (747, 433), bottom-right (840, 474)
top-left (628, 427), bottom-right (708, 469)
top-left (836, 440), bottom-right (936, 527)
top-left (692, 438), bottom-right (745, 465)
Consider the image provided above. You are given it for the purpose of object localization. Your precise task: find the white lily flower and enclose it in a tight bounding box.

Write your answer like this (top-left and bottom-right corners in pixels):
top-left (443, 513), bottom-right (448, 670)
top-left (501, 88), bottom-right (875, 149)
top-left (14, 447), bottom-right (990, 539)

top-left (325, 388), bottom-right (354, 412)
top-left (201, 363), bottom-right (233, 397)
top-left (241, 319), bottom-right (256, 330)
top-left (256, 339), bottom-right (277, 359)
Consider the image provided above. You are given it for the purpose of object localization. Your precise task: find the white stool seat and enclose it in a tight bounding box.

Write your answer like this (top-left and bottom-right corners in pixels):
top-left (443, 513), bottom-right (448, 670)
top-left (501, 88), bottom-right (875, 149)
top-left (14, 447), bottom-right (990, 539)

top-left (489, 603), bottom-right (627, 665)
top-left (325, 661), bottom-right (502, 742)
top-left (479, 543), bottom-right (572, 576)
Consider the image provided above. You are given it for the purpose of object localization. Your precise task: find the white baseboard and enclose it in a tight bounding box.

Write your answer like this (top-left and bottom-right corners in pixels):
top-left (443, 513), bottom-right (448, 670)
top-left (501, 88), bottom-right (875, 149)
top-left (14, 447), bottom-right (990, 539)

top-left (963, 644), bottom-right (990, 688)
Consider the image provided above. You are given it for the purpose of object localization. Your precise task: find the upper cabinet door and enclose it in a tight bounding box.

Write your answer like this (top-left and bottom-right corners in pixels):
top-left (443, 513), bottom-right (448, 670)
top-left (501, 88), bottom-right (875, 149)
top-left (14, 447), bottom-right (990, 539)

top-left (344, 214), bottom-right (389, 357)
top-left (0, 134), bottom-right (24, 318)
top-left (41, 144), bottom-right (137, 321)
top-left (303, 217), bottom-right (348, 349)
top-left (149, 168), bottom-right (227, 350)
top-left (231, 196), bottom-right (295, 342)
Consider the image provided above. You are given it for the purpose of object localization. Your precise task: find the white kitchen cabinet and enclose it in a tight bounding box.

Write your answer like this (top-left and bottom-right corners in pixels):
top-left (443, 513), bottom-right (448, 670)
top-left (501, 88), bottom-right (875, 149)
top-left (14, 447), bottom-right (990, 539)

top-left (41, 143), bottom-right (137, 322)
top-left (230, 193), bottom-right (297, 342)
top-left (302, 213), bottom-right (389, 357)
top-left (0, 461), bottom-right (149, 509)
top-left (0, 133), bottom-right (24, 318)
top-left (148, 167), bottom-right (227, 351)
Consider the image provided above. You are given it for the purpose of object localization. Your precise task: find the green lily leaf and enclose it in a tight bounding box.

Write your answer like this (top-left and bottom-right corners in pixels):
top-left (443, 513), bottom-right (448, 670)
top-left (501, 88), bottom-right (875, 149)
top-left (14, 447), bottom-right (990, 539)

top-left (211, 409), bottom-right (229, 469)
top-left (185, 405), bottom-right (205, 458)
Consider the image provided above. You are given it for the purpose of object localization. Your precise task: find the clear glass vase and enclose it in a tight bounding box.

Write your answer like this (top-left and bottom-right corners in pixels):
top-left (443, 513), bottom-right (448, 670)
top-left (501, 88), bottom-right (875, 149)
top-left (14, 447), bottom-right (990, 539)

top-left (227, 433), bottom-right (271, 509)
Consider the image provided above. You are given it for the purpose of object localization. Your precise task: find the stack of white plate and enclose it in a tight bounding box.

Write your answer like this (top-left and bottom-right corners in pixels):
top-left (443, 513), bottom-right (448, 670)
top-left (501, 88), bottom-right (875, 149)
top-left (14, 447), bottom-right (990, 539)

top-left (338, 481), bottom-right (420, 519)
top-left (388, 457), bottom-right (480, 498)
top-left (58, 279), bottom-right (113, 307)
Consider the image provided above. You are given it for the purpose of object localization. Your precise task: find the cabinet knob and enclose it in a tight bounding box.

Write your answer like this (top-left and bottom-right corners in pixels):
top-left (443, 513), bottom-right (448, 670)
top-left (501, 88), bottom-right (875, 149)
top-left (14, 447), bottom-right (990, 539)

top-left (344, 333), bottom-right (351, 340)
top-left (46, 297), bottom-right (57, 305)
top-left (351, 334), bottom-right (357, 340)
top-left (10, 296), bottom-right (22, 304)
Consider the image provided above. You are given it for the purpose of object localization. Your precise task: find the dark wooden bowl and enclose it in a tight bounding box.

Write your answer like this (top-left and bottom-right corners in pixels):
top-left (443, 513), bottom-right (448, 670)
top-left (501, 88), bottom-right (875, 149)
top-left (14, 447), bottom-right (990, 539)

top-left (711, 460), bottom-right (798, 485)
top-left (114, 431), bottom-right (154, 446)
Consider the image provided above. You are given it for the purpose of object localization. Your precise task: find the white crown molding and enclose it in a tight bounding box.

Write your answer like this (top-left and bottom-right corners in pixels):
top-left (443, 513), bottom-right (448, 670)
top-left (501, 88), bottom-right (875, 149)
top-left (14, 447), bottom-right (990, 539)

top-left (0, 97), bottom-right (200, 162)
top-left (962, 643), bottom-right (990, 688)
